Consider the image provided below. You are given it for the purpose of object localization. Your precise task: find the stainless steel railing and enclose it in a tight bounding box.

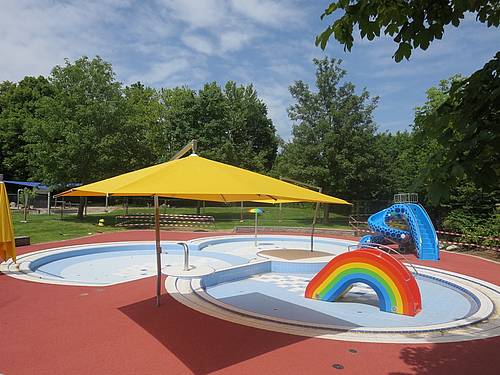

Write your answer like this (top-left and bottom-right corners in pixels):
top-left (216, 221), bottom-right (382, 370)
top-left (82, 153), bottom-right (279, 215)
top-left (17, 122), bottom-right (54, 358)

top-left (353, 242), bottom-right (419, 275)
top-left (177, 242), bottom-right (190, 271)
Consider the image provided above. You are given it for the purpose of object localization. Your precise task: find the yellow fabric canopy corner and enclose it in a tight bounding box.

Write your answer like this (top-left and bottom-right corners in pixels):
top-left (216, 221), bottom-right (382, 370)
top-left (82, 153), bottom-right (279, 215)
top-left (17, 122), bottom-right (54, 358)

top-left (58, 154), bottom-right (350, 205)
top-left (0, 182), bottom-right (16, 263)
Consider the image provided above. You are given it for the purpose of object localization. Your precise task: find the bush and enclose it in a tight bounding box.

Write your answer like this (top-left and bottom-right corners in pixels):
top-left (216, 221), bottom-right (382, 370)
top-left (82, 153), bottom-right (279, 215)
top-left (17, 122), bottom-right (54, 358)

top-left (443, 208), bottom-right (499, 248)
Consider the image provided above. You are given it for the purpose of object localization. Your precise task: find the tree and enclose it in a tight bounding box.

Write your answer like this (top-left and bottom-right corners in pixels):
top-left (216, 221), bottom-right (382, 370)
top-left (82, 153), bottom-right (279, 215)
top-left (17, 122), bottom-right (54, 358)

top-left (274, 57), bottom-right (379, 220)
top-left (157, 81), bottom-right (279, 172)
top-left (122, 82), bottom-right (162, 168)
top-left (417, 55), bottom-right (499, 202)
top-left (373, 131), bottom-right (421, 198)
top-left (314, 2), bottom-right (499, 205)
top-left (26, 56), bottom-right (130, 218)
top-left (316, 0), bottom-right (500, 62)
top-left (222, 81), bottom-right (279, 171)
top-left (0, 77), bottom-right (54, 180)
top-left (412, 75), bottom-right (462, 199)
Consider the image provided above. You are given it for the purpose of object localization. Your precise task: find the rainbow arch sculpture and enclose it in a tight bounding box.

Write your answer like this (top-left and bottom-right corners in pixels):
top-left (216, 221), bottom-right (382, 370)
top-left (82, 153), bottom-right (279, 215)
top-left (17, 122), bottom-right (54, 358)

top-left (305, 248), bottom-right (422, 316)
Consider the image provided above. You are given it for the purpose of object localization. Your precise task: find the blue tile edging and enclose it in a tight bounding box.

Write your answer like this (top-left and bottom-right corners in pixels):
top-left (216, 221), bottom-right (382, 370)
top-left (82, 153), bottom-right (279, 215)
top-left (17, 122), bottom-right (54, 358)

top-left (200, 260), bottom-right (329, 289)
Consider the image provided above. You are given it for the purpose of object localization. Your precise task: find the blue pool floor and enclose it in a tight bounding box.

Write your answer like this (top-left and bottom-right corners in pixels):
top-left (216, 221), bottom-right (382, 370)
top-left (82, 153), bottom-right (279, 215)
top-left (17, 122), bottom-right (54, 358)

top-left (33, 247), bottom-right (249, 284)
top-left (206, 272), bottom-right (478, 328)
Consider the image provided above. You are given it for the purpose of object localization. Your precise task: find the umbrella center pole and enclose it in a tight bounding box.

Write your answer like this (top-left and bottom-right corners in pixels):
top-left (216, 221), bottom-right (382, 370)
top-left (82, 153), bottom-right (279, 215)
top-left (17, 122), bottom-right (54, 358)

top-left (311, 202), bottom-right (320, 252)
top-left (154, 195), bottom-right (162, 307)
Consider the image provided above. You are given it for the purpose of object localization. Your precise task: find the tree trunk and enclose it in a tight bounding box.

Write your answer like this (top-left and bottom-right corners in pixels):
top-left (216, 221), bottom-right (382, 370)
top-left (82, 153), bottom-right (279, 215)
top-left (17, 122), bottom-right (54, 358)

top-left (77, 197), bottom-right (85, 220)
top-left (323, 204), bottom-right (330, 224)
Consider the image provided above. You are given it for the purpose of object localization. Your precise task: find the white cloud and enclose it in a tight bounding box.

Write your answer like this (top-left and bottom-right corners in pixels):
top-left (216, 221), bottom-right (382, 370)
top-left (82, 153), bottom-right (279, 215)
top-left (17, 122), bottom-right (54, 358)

top-left (1, 0), bottom-right (496, 141)
top-left (127, 58), bottom-right (192, 86)
top-left (0, 0), bottom-right (173, 82)
top-left (181, 34), bottom-right (215, 55)
top-left (220, 31), bottom-right (256, 53)
top-left (159, 0), bottom-right (227, 29)
top-left (256, 81), bottom-right (293, 139)
top-left (161, 0), bottom-right (303, 56)
top-left (229, 0), bottom-right (300, 28)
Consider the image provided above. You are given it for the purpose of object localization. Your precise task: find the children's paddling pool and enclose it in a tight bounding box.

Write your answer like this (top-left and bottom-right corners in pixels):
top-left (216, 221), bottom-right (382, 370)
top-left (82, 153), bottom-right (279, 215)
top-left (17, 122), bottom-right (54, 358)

top-left (3, 235), bottom-right (499, 343)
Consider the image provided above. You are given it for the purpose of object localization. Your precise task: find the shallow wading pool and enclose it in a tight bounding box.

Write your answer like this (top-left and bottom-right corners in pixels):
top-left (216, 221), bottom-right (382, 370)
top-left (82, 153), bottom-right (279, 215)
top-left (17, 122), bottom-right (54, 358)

top-left (3, 235), bottom-right (499, 341)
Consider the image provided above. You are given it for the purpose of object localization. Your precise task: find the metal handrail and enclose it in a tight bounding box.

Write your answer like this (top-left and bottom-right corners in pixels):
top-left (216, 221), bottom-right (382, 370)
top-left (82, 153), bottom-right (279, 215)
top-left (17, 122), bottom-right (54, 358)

top-left (358, 242), bottom-right (419, 275)
top-left (177, 242), bottom-right (190, 271)
top-left (393, 193), bottom-right (418, 203)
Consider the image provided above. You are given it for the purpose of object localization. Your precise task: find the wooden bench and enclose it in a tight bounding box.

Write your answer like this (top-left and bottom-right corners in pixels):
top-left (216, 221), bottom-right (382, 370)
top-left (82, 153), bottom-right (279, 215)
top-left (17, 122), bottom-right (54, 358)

top-left (115, 213), bottom-right (216, 231)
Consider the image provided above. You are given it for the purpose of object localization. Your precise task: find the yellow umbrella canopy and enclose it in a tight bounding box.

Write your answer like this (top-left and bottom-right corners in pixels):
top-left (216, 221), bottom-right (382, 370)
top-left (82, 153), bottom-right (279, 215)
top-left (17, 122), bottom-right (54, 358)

top-left (58, 154), bottom-right (350, 205)
top-left (0, 182), bottom-right (16, 263)
top-left (57, 154), bottom-right (349, 306)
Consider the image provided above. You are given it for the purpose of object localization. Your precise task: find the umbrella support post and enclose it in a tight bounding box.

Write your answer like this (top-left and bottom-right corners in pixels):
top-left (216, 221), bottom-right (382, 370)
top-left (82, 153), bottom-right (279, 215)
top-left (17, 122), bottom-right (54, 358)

top-left (311, 201), bottom-right (321, 252)
top-left (154, 195), bottom-right (162, 307)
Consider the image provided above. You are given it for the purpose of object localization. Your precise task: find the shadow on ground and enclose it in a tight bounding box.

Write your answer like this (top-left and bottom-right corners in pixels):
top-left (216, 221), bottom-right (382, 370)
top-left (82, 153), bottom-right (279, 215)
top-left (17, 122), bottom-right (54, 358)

top-left (119, 293), bottom-right (307, 374)
top-left (389, 337), bottom-right (500, 375)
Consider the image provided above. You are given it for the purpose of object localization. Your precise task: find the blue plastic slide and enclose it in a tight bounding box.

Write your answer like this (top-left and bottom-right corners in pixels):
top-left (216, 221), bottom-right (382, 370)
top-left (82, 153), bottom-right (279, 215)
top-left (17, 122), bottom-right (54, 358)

top-left (359, 203), bottom-right (439, 260)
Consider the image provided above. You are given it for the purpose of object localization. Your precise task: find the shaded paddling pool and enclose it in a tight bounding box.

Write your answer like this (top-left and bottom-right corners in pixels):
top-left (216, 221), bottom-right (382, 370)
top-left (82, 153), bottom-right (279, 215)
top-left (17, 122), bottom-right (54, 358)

top-left (3, 235), bottom-right (498, 342)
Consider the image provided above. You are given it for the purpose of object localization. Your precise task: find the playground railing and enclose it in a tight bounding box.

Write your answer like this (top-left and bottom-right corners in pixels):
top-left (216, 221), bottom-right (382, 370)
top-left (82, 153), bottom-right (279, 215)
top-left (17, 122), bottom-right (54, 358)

top-left (349, 242), bottom-right (419, 275)
top-left (393, 193), bottom-right (418, 203)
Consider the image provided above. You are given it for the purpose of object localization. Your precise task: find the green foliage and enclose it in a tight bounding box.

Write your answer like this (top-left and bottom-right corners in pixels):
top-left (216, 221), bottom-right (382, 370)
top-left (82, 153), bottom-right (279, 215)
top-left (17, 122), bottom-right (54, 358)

top-left (157, 81), bottom-right (279, 172)
top-left (412, 75), bottom-right (462, 201)
top-left (317, 0), bottom-right (500, 61)
top-left (443, 207), bottom-right (499, 248)
top-left (416, 54), bottom-right (499, 203)
top-left (25, 57), bottom-right (132, 187)
top-left (19, 188), bottom-right (37, 207)
top-left (122, 82), bottom-right (162, 168)
top-left (274, 57), bottom-right (380, 200)
top-left (0, 56), bottom-right (279, 188)
top-left (0, 76), bottom-right (54, 179)
top-left (373, 131), bottom-right (421, 197)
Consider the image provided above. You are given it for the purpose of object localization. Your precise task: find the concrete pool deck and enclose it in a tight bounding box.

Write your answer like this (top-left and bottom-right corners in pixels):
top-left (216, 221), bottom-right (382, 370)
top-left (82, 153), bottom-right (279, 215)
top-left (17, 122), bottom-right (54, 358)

top-left (1, 230), bottom-right (500, 374)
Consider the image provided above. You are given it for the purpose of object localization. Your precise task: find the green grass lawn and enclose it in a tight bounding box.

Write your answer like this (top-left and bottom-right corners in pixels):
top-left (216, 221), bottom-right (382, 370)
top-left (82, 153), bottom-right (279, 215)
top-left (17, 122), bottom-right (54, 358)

top-left (13, 205), bottom-right (351, 244)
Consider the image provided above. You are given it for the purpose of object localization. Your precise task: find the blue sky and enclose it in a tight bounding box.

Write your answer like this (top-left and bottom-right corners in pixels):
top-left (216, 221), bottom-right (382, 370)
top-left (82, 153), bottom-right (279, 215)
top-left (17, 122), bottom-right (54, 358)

top-left (1, 0), bottom-right (498, 139)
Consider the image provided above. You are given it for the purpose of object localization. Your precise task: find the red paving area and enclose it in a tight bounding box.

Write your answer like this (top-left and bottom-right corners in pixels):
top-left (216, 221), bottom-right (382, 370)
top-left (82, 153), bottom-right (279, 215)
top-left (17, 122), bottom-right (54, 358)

top-left (1, 230), bottom-right (499, 375)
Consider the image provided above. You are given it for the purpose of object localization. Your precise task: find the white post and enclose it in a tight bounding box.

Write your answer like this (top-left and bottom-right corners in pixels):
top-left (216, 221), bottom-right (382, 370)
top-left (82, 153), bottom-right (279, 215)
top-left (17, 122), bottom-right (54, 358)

top-left (47, 191), bottom-right (51, 215)
top-left (254, 212), bottom-right (258, 247)
top-left (17, 189), bottom-right (22, 208)
top-left (105, 193), bottom-right (109, 212)
top-left (22, 189), bottom-right (28, 223)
